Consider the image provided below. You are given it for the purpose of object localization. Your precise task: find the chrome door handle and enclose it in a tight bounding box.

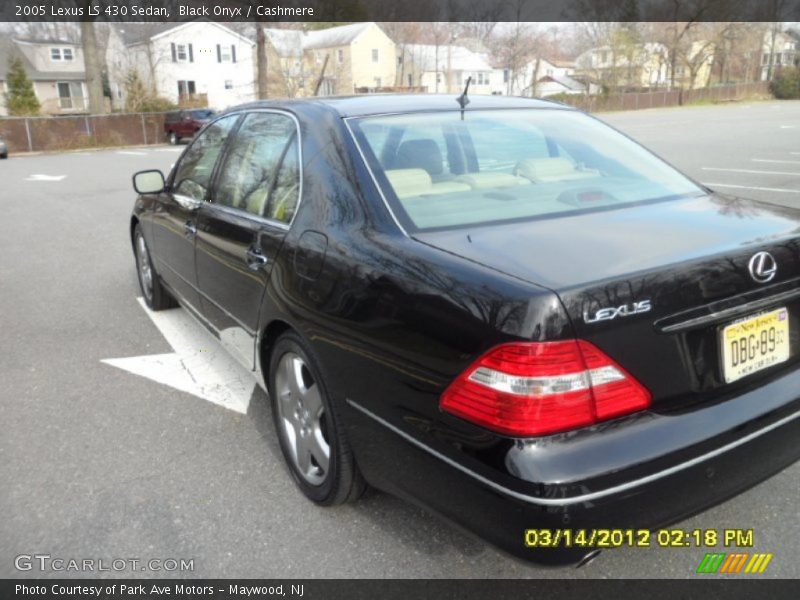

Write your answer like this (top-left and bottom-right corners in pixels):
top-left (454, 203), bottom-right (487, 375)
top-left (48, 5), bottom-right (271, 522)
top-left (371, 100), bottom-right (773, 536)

top-left (246, 247), bottom-right (268, 270)
top-left (184, 221), bottom-right (197, 237)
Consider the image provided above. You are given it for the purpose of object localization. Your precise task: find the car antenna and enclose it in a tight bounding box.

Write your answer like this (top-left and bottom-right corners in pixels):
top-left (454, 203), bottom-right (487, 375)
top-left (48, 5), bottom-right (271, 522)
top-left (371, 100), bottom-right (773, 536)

top-left (456, 76), bottom-right (471, 119)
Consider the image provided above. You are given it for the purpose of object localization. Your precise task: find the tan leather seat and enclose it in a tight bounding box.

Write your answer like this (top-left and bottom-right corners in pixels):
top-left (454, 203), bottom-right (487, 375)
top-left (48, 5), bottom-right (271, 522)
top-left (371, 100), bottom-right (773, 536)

top-left (516, 158), bottom-right (599, 183)
top-left (384, 169), bottom-right (470, 199)
top-left (455, 172), bottom-right (530, 189)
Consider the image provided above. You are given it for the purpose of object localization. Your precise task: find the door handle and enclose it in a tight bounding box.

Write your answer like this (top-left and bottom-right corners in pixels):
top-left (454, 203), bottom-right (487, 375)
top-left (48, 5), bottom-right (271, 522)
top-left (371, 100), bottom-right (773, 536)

top-left (184, 220), bottom-right (197, 237)
top-left (246, 246), bottom-right (268, 271)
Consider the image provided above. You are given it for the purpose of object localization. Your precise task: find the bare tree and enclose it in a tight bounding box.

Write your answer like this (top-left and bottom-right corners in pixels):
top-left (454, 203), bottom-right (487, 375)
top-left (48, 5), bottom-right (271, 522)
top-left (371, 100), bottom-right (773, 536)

top-left (80, 20), bottom-right (106, 113)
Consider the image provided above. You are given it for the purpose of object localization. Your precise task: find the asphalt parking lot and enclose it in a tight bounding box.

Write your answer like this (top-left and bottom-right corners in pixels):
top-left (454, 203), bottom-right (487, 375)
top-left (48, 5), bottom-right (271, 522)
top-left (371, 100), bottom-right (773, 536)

top-left (1, 100), bottom-right (799, 579)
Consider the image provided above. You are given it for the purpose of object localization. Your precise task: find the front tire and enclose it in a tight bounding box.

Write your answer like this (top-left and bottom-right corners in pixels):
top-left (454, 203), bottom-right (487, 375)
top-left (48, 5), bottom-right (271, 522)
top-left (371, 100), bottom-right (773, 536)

top-left (268, 331), bottom-right (366, 505)
top-left (133, 224), bottom-right (176, 311)
top-left (168, 131), bottom-right (179, 145)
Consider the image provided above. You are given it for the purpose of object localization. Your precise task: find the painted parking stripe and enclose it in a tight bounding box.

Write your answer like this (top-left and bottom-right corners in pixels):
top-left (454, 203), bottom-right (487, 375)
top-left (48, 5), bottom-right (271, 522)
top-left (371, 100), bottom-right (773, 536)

top-left (25, 174), bottom-right (66, 181)
top-left (101, 298), bottom-right (255, 414)
top-left (702, 167), bottom-right (800, 176)
top-left (702, 183), bottom-right (800, 194)
top-left (752, 159), bottom-right (800, 165)
top-left (155, 148), bottom-right (184, 153)
top-left (116, 150), bottom-right (148, 156)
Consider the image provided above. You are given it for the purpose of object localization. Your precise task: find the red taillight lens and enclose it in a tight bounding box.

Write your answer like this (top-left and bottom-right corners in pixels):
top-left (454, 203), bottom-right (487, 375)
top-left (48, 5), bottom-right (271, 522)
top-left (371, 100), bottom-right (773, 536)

top-left (440, 340), bottom-right (651, 437)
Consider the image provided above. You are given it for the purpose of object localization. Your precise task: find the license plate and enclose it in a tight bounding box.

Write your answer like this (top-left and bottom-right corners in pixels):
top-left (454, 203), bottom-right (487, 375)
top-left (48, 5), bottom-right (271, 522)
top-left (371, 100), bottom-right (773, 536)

top-left (721, 307), bottom-right (790, 384)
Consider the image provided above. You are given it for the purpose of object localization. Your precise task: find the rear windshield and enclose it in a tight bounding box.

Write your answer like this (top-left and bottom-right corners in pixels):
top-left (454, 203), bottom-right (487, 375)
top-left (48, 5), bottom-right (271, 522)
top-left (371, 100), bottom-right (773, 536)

top-left (191, 110), bottom-right (215, 120)
top-left (350, 109), bottom-right (704, 231)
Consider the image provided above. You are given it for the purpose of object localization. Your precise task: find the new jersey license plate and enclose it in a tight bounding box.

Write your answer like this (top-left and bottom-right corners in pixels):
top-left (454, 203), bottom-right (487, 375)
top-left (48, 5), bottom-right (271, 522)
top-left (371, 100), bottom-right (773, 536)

top-left (721, 307), bottom-right (790, 384)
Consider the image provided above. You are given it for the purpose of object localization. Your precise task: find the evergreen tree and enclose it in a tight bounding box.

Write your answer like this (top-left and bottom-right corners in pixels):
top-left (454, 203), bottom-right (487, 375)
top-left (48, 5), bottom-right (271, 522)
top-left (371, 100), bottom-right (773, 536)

top-left (5, 56), bottom-right (40, 116)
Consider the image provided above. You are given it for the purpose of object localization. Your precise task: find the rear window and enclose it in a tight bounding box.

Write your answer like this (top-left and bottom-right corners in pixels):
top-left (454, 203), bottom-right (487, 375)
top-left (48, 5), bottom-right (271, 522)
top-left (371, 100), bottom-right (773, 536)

top-left (350, 109), bottom-right (704, 232)
top-left (191, 110), bottom-right (215, 120)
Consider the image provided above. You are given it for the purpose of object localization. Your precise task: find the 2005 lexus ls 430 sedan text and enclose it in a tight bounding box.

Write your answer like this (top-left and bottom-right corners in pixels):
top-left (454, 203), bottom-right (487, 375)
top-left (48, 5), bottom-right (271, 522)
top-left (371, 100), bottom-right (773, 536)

top-left (129, 94), bottom-right (800, 566)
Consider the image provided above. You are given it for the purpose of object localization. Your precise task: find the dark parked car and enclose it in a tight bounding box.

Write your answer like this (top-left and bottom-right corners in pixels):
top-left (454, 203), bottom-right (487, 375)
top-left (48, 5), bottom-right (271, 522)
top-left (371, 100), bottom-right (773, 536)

top-left (130, 95), bottom-right (800, 566)
top-left (163, 108), bottom-right (215, 145)
top-left (0, 135), bottom-right (7, 159)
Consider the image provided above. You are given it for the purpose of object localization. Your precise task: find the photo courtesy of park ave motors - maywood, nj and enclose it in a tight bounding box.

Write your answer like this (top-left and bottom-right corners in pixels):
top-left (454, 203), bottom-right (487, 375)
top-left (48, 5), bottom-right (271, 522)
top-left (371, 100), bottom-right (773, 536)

top-left (2, 0), bottom-right (800, 590)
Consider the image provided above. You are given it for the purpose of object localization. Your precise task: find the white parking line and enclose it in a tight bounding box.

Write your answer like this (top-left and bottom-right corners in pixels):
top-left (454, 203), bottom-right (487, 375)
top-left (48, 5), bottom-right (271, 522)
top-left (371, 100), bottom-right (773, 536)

top-left (752, 159), bottom-right (800, 165)
top-left (780, 125), bottom-right (796, 129)
top-left (155, 148), bottom-right (183, 153)
top-left (702, 183), bottom-right (800, 194)
top-left (25, 174), bottom-right (66, 181)
top-left (116, 151), bottom-right (147, 156)
top-left (101, 298), bottom-right (255, 414)
top-left (702, 167), bottom-right (800, 176)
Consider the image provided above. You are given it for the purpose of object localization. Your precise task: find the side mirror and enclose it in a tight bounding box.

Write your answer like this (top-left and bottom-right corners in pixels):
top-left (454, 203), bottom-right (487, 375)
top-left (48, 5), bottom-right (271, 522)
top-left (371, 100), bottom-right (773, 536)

top-left (133, 170), bottom-right (165, 194)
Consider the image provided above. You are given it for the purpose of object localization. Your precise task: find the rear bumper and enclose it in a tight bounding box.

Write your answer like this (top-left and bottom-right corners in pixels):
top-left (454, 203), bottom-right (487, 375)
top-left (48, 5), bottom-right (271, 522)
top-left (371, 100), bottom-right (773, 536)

top-left (345, 367), bottom-right (800, 565)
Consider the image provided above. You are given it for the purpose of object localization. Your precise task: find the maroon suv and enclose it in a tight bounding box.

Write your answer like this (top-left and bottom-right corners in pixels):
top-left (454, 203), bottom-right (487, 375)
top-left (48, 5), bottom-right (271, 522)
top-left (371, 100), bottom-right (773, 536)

top-left (163, 109), bottom-right (215, 145)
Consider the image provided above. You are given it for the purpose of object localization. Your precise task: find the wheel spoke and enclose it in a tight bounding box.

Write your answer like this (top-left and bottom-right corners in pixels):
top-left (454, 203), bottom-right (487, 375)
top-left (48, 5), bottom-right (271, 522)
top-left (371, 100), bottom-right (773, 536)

top-left (303, 383), bottom-right (323, 418)
top-left (289, 357), bottom-right (306, 398)
top-left (295, 432), bottom-right (311, 474)
top-left (309, 428), bottom-right (330, 474)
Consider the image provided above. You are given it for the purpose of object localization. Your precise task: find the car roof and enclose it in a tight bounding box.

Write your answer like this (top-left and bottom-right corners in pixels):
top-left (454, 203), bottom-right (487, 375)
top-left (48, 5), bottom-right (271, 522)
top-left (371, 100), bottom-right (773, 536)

top-left (226, 94), bottom-right (573, 119)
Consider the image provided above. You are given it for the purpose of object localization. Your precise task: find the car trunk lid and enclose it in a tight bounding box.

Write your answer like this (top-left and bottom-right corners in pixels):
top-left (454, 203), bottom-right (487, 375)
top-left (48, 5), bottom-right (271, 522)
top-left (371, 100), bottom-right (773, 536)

top-left (414, 194), bottom-right (800, 410)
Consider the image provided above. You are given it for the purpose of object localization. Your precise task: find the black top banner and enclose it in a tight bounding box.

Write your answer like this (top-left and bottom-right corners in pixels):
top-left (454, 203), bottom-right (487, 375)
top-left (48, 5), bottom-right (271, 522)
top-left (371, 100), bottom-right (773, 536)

top-left (1, 0), bottom-right (799, 22)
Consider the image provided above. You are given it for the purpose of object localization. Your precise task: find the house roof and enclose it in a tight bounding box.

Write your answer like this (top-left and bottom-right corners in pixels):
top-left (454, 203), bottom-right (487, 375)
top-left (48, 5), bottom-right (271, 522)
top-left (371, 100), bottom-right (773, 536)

top-left (264, 22), bottom-right (384, 57)
top-left (404, 44), bottom-right (493, 72)
top-left (538, 73), bottom-right (585, 91)
top-left (0, 37), bottom-right (85, 82)
top-left (303, 22), bottom-right (373, 50)
top-left (111, 23), bottom-right (180, 45)
top-left (264, 28), bottom-right (304, 58)
top-left (112, 22), bottom-right (253, 47)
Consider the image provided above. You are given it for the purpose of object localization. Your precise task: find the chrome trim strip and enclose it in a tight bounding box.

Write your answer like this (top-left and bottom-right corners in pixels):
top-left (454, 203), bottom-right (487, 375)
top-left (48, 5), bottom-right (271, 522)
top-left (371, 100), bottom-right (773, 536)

top-left (343, 118), bottom-right (410, 238)
top-left (658, 286), bottom-right (800, 333)
top-left (346, 398), bottom-right (800, 507)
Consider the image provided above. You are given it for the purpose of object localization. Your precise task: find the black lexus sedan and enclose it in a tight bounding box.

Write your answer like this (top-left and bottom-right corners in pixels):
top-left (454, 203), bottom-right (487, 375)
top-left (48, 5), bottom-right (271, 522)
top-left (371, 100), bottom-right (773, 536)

top-left (129, 95), bottom-right (800, 565)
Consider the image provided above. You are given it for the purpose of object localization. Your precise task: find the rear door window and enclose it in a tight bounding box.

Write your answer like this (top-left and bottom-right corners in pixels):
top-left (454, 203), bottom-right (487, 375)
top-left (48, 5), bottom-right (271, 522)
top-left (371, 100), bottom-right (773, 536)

top-left (212, 112), bottom-right (299, 221)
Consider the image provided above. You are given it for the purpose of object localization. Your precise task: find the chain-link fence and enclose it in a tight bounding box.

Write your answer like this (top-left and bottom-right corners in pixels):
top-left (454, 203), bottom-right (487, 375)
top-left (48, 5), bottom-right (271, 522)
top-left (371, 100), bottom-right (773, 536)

top-left (0, 82), bottom-right (773, 155)
top-left (0, 112), bottom-right (168, 154)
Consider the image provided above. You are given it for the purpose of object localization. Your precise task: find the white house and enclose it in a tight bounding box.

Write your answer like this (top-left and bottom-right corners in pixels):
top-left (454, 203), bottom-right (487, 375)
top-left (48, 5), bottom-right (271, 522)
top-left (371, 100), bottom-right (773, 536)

top-left (489, 57), bottom-right (587, 97)
top-left (760, 29), bottom-right (799, 81)
top-left (0, 36), bottom-right (87, 116)
top-left (106, 22), bottom-right (256, 110)
top-left (400, 44), bottom-right (493, 95)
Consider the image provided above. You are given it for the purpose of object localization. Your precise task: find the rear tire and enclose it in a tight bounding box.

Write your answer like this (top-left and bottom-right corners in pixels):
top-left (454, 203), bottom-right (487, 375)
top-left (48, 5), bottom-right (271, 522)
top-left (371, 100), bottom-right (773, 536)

top-left (0, 152), bottom-right (7, 159)
top-left (168, 131), bottom-right (179, 145)
top-left (268, 331), bottom-right (366, 505)
top-left (133, 224), bottom-right (176, 311)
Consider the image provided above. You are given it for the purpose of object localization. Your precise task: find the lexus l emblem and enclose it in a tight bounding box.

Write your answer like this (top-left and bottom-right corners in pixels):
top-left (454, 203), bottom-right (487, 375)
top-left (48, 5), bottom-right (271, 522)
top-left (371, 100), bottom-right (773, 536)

top-left (748, 251), bottom-right (777, 284)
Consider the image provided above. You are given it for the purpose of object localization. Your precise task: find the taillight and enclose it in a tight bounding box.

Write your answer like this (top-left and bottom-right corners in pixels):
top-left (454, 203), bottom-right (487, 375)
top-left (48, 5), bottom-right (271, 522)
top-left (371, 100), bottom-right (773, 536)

top-left (440, 340), bottom-right (651, 437)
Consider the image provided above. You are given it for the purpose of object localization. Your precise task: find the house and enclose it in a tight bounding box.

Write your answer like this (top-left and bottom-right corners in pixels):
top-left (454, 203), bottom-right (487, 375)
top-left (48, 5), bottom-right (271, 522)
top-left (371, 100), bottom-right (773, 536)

top-left (264, 22), bottom-right (397, 96)
top-left (760, 29), bottom-right (799, 81)
top-left (489, 57), bottom-right (587, 97)
top-left (400, 44), bottom-right (493, 95)
top-left (673, 40), bottom-right (716, 89)
top-left (574, 43), bottom-right (670, 91)
top-left (0, 36), bottom-right (87, 116)
top-left (106, 22), bottom-right (256, 110)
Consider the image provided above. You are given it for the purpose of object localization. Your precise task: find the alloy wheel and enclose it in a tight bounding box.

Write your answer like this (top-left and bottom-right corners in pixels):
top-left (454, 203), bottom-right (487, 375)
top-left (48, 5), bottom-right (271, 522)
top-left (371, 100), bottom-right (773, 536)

top-left (274, 352), bottom-right (331, 486)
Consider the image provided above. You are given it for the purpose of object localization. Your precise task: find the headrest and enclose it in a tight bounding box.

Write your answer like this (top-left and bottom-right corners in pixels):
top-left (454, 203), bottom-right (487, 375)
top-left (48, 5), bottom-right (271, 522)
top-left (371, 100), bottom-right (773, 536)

top-left (394, 139), bottom-right (443, 176)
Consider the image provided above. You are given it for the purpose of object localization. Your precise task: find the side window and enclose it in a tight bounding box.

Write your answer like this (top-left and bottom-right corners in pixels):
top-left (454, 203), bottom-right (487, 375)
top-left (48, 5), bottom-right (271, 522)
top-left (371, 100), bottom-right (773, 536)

top-left (172, 114), bottom-right (239, 201)
top-left (213, 112), bottom-right (298, 220)
top-left (265, 136), bottom-right (300, 224)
